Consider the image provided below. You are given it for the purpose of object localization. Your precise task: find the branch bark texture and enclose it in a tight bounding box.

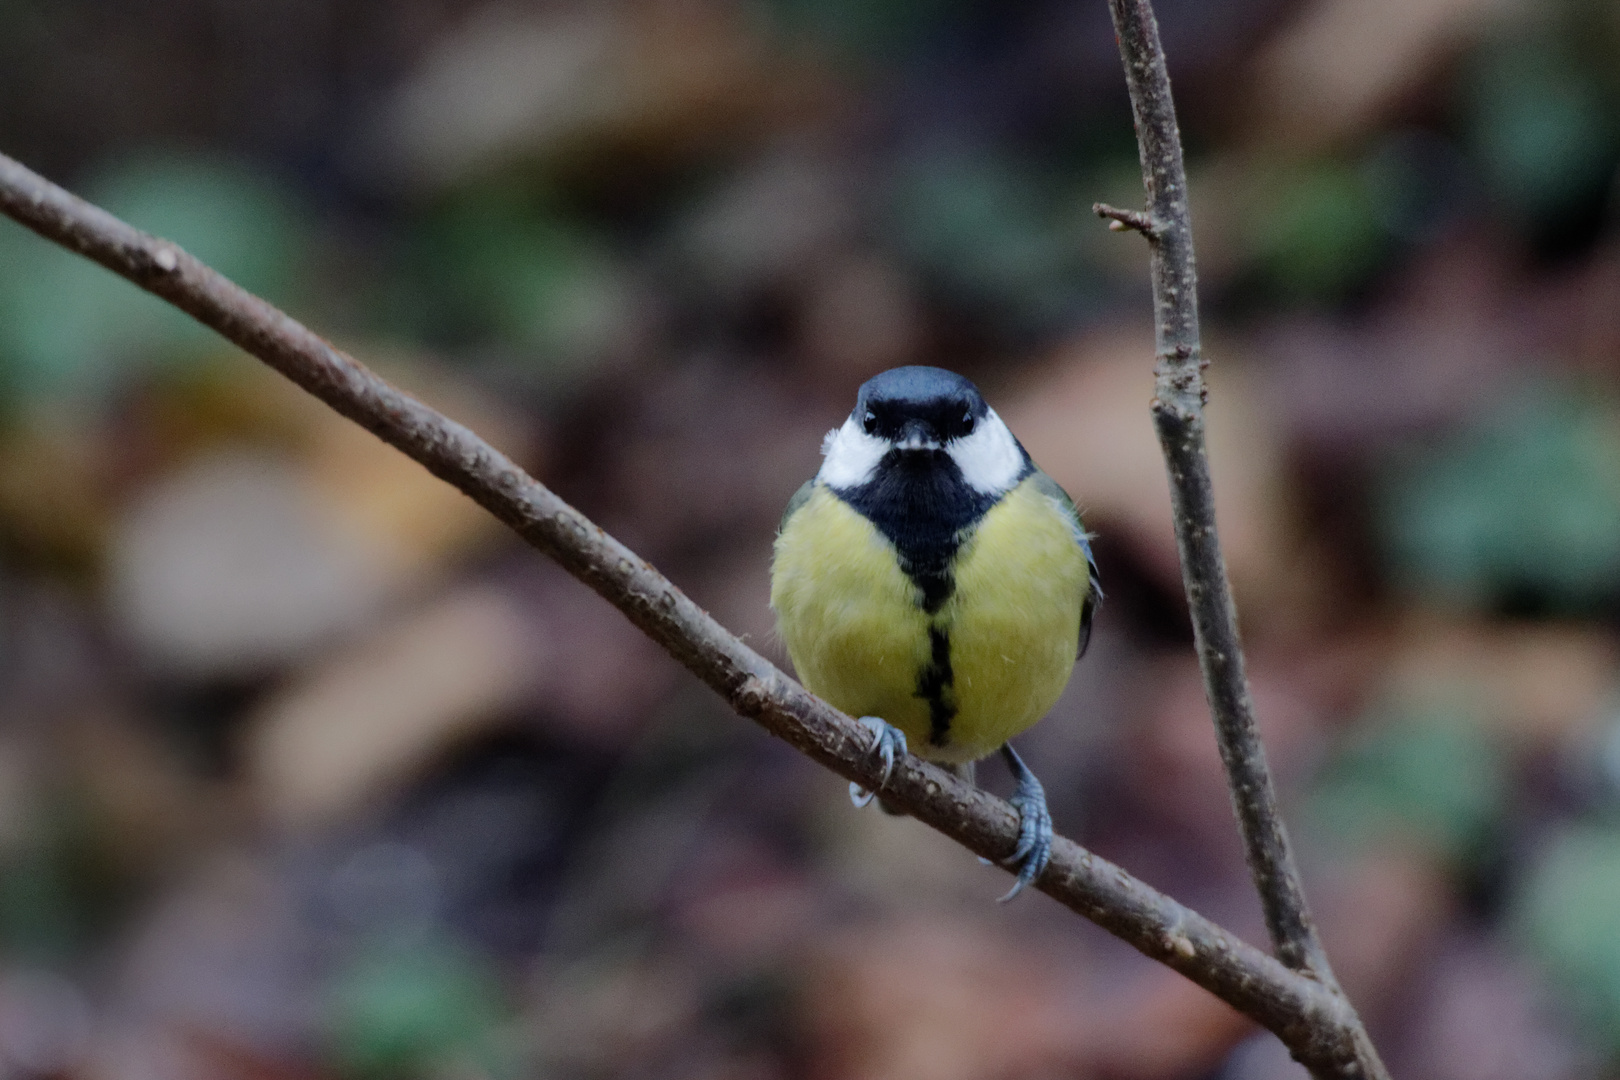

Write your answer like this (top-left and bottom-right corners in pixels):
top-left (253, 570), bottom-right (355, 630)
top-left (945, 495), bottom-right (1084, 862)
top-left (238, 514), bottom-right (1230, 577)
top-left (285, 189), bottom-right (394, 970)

top-left (3, 149), bottom-right (1370, 1072)
top-left (1102, 0), bottom-right (1389, 1076)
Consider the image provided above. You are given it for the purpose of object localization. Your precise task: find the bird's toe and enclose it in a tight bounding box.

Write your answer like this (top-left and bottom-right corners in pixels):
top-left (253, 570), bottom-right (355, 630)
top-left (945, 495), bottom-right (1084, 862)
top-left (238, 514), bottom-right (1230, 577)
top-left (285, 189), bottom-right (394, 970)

top-left (849, 716), bottom-right (908, 808)
top-left (996, 743), bottom-right (1053, 903)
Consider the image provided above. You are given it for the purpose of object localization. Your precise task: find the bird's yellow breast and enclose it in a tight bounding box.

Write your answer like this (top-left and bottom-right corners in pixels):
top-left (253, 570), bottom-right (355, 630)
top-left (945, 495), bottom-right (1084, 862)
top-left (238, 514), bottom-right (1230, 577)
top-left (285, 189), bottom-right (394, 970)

top-left (770, 476), bottom-right (1090, 763)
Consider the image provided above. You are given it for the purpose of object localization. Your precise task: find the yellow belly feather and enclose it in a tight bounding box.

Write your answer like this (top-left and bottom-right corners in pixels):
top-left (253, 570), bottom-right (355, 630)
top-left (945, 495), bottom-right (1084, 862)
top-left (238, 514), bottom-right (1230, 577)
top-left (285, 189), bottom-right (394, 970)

top-left (770, 477), bottom-right (1090, 764)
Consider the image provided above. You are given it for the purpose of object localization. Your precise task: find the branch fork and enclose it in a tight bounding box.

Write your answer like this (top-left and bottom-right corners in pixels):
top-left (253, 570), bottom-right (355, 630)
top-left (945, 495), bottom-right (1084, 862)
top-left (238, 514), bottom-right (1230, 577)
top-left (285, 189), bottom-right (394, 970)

top-left (0, 2), bottom-right (1389, 1064)
top-left (1103, 0), bottom-right (1387, 1075)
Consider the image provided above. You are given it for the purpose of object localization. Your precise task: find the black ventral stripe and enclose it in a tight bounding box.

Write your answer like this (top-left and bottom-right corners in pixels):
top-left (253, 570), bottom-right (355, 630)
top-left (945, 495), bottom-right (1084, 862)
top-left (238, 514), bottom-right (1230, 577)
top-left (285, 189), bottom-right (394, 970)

top-left (918, 625), bottom-right (956, 747)
top-left (835, 449), bottom-right (1004, 613)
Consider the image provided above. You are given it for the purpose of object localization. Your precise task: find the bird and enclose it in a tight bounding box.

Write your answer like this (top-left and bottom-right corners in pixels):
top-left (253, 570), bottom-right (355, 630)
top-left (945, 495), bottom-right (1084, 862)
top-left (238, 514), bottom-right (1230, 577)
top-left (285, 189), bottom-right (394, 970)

top-left (770, 366), bottom-right (1099, 900)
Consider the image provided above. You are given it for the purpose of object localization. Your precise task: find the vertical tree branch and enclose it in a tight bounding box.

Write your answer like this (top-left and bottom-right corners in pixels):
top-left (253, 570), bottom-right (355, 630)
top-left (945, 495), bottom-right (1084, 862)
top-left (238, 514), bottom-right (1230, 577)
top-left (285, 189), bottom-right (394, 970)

top-left (1100, 1), bottom-right (1390, 1077)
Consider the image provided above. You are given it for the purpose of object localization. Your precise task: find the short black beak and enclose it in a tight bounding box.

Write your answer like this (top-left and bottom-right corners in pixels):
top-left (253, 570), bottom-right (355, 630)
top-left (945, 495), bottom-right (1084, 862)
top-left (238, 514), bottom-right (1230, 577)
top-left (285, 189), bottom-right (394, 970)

top-left (894, 419), bottom-right (939, 451)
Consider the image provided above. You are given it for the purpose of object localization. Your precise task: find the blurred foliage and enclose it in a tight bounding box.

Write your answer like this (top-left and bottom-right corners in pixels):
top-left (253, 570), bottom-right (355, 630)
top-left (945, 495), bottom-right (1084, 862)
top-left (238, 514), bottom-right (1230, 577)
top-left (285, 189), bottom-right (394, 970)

top-left (401, 182), bottom-right (632, 384)
top-left (1377, 386), bottom-right (1620, 614)
top-left (1517, 824), bottom-right (1620, 1052)
top-left (1245, 158), bottom-right (1391, 304)
top-left (1309, 702), bottom-right (1507, 871)
top-left (0, 153), bottom-right (308, 405)
top-left (885, 147), bottom-right (1094, 335)
top-left (0, 789), bottom-right (125, 964)
top-left (751, 0), bottom-right (974, 63)
top-left (329, 934), bottom-right (517, 1080)
top-left (1233, 134), bottom-right (1481, 306)
top-left (1462, 33), bottom-right (1620, 248)
top-left (1359, 131), bottom-right (1477, 245)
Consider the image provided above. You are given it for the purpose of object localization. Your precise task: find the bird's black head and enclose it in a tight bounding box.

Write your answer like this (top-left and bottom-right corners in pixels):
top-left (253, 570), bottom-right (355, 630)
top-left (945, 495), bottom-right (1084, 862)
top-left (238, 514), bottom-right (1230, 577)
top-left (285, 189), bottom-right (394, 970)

top-left (853, 366), bottom-right (989, 449)
top-left (818, 364), bottom-right (1025, 497)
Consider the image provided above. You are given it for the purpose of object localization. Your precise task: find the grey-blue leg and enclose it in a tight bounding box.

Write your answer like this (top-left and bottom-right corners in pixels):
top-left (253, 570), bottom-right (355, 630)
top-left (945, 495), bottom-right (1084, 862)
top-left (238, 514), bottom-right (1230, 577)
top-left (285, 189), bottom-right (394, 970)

top-left (849, 716), bottom-right (908, 808)
top-left (996, 743), bottom-right (1052, 902)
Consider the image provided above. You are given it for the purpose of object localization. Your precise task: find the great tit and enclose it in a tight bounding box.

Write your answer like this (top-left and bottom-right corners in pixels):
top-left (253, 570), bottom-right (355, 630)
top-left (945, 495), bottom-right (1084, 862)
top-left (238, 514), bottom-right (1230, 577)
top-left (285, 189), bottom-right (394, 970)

top-left (771, 366), bottom-right (1099, 899)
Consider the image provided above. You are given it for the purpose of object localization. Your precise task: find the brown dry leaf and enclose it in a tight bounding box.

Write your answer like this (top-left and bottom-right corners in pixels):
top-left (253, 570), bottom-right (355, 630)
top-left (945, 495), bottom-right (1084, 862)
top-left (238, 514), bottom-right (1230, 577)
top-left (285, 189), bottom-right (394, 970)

top-left (0, 409), bottom-right (117, 574)
top-left (806, 919), bottom-right (1080, 1080)
top-left (1003, 325), bottom-right (1300, 622)
top-left (677, 149), bottom-right (860, 295)
top-left (1091, 855), bottom-right (1448, 1079)
top-left (111, 449), bottom-right (394, 678)
top-left (1567, 238), bottom-right (1620, 373)
top-left (809, 916), bottom-right (1254, 1080)
top-left (84, 1026), bottom-right (218, 1080)
top-left (60, 707), bottom-right (229, 876)
top-left (1313, 849), bottom-right (1455, 1007)
top-left (149, 352), bottom-right (521, 590)
top-left (675, 871), bottom-right (820, 965)
top-left (1083, 972), bottom-right (1254, 1080)
top-left (111, 353), bottom-right (523, 677)
top-left (1244, 0), bottom-right (1510, 146)
top-left (243, 586), bottom-right (536, 829)
top-left (1384, 614), bottom-right (1619, 745)
top-left (370, 0), bottom-right (830, 191)
top-left (176, 1030), bottom-right (332, 1080)
top-left (816, 788), bottom-right (1006, 908)
top-left (799, 253), bottom-right (924, 382)
top-left (298, 361), bottom-right (518, 591)
top-left (530, 958), bottom-right (700, 1077)
top-left (1125, 654), bottom-right (1324, 840)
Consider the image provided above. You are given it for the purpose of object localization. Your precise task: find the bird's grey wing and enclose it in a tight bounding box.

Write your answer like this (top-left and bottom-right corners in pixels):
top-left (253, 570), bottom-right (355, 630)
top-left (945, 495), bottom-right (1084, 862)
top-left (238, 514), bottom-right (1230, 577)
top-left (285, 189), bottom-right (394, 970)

top-left (1031, 470), bottom-right (1102, 660)
top-left (778, 478), bottom-right (817, 533)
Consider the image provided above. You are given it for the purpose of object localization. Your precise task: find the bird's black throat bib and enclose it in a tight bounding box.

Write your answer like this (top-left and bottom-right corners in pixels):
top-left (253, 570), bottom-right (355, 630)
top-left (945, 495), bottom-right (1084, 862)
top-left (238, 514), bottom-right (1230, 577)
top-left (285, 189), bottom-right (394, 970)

top-left (833, 450), bottom-right (1012, 613)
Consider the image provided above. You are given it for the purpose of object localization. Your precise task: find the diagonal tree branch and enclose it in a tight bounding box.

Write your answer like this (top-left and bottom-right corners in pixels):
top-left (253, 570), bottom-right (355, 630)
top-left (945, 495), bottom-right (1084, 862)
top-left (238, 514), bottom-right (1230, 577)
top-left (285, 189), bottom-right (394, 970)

top-left (1, 148), bottom-right (1371, 1074)
top-left (1101, 0), bottom-right (1388, 1076)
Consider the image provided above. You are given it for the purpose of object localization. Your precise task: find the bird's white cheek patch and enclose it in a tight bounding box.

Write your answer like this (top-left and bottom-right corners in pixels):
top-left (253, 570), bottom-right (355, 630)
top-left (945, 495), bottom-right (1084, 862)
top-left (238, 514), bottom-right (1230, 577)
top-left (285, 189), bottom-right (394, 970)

top-left (818, 417), bottom-right (887, 490)
top-left (949, 409), bottom-right (1023, 494)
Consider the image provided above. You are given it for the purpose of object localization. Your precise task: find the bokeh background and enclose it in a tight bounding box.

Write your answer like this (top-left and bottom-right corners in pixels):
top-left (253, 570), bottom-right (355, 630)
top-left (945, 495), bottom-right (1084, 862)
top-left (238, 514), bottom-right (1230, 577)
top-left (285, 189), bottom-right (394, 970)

top-left (2, 0), bottom-right (1620, 1076)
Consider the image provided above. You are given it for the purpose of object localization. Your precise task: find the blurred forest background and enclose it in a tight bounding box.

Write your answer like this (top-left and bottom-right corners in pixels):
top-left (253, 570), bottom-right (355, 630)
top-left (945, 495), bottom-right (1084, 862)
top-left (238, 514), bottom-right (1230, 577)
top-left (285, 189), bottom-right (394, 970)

top-left (2, 0), bottom-right (1620, 1077)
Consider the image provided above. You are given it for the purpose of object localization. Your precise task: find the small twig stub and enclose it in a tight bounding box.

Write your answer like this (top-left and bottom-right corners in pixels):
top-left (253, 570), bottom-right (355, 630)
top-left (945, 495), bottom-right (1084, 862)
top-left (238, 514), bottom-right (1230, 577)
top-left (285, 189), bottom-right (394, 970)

top-left (1092, 201), bottom-right (1160, 237)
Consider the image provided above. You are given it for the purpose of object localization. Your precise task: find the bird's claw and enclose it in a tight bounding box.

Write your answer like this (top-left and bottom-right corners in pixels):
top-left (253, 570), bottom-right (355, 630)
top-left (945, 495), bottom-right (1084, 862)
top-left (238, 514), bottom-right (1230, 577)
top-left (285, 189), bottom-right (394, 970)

top-left (996, 744), bottom-right (1053, 902)
top-left (848, 716), bottom-right (907, 808)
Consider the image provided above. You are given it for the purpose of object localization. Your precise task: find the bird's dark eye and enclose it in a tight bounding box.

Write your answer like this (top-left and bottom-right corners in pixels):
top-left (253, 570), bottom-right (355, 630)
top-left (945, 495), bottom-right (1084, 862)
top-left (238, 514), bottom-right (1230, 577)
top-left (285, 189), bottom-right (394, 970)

top-left (963, 411), bottom-right (973, 428)
top-left (862, 410), bottom-right (877, 434)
